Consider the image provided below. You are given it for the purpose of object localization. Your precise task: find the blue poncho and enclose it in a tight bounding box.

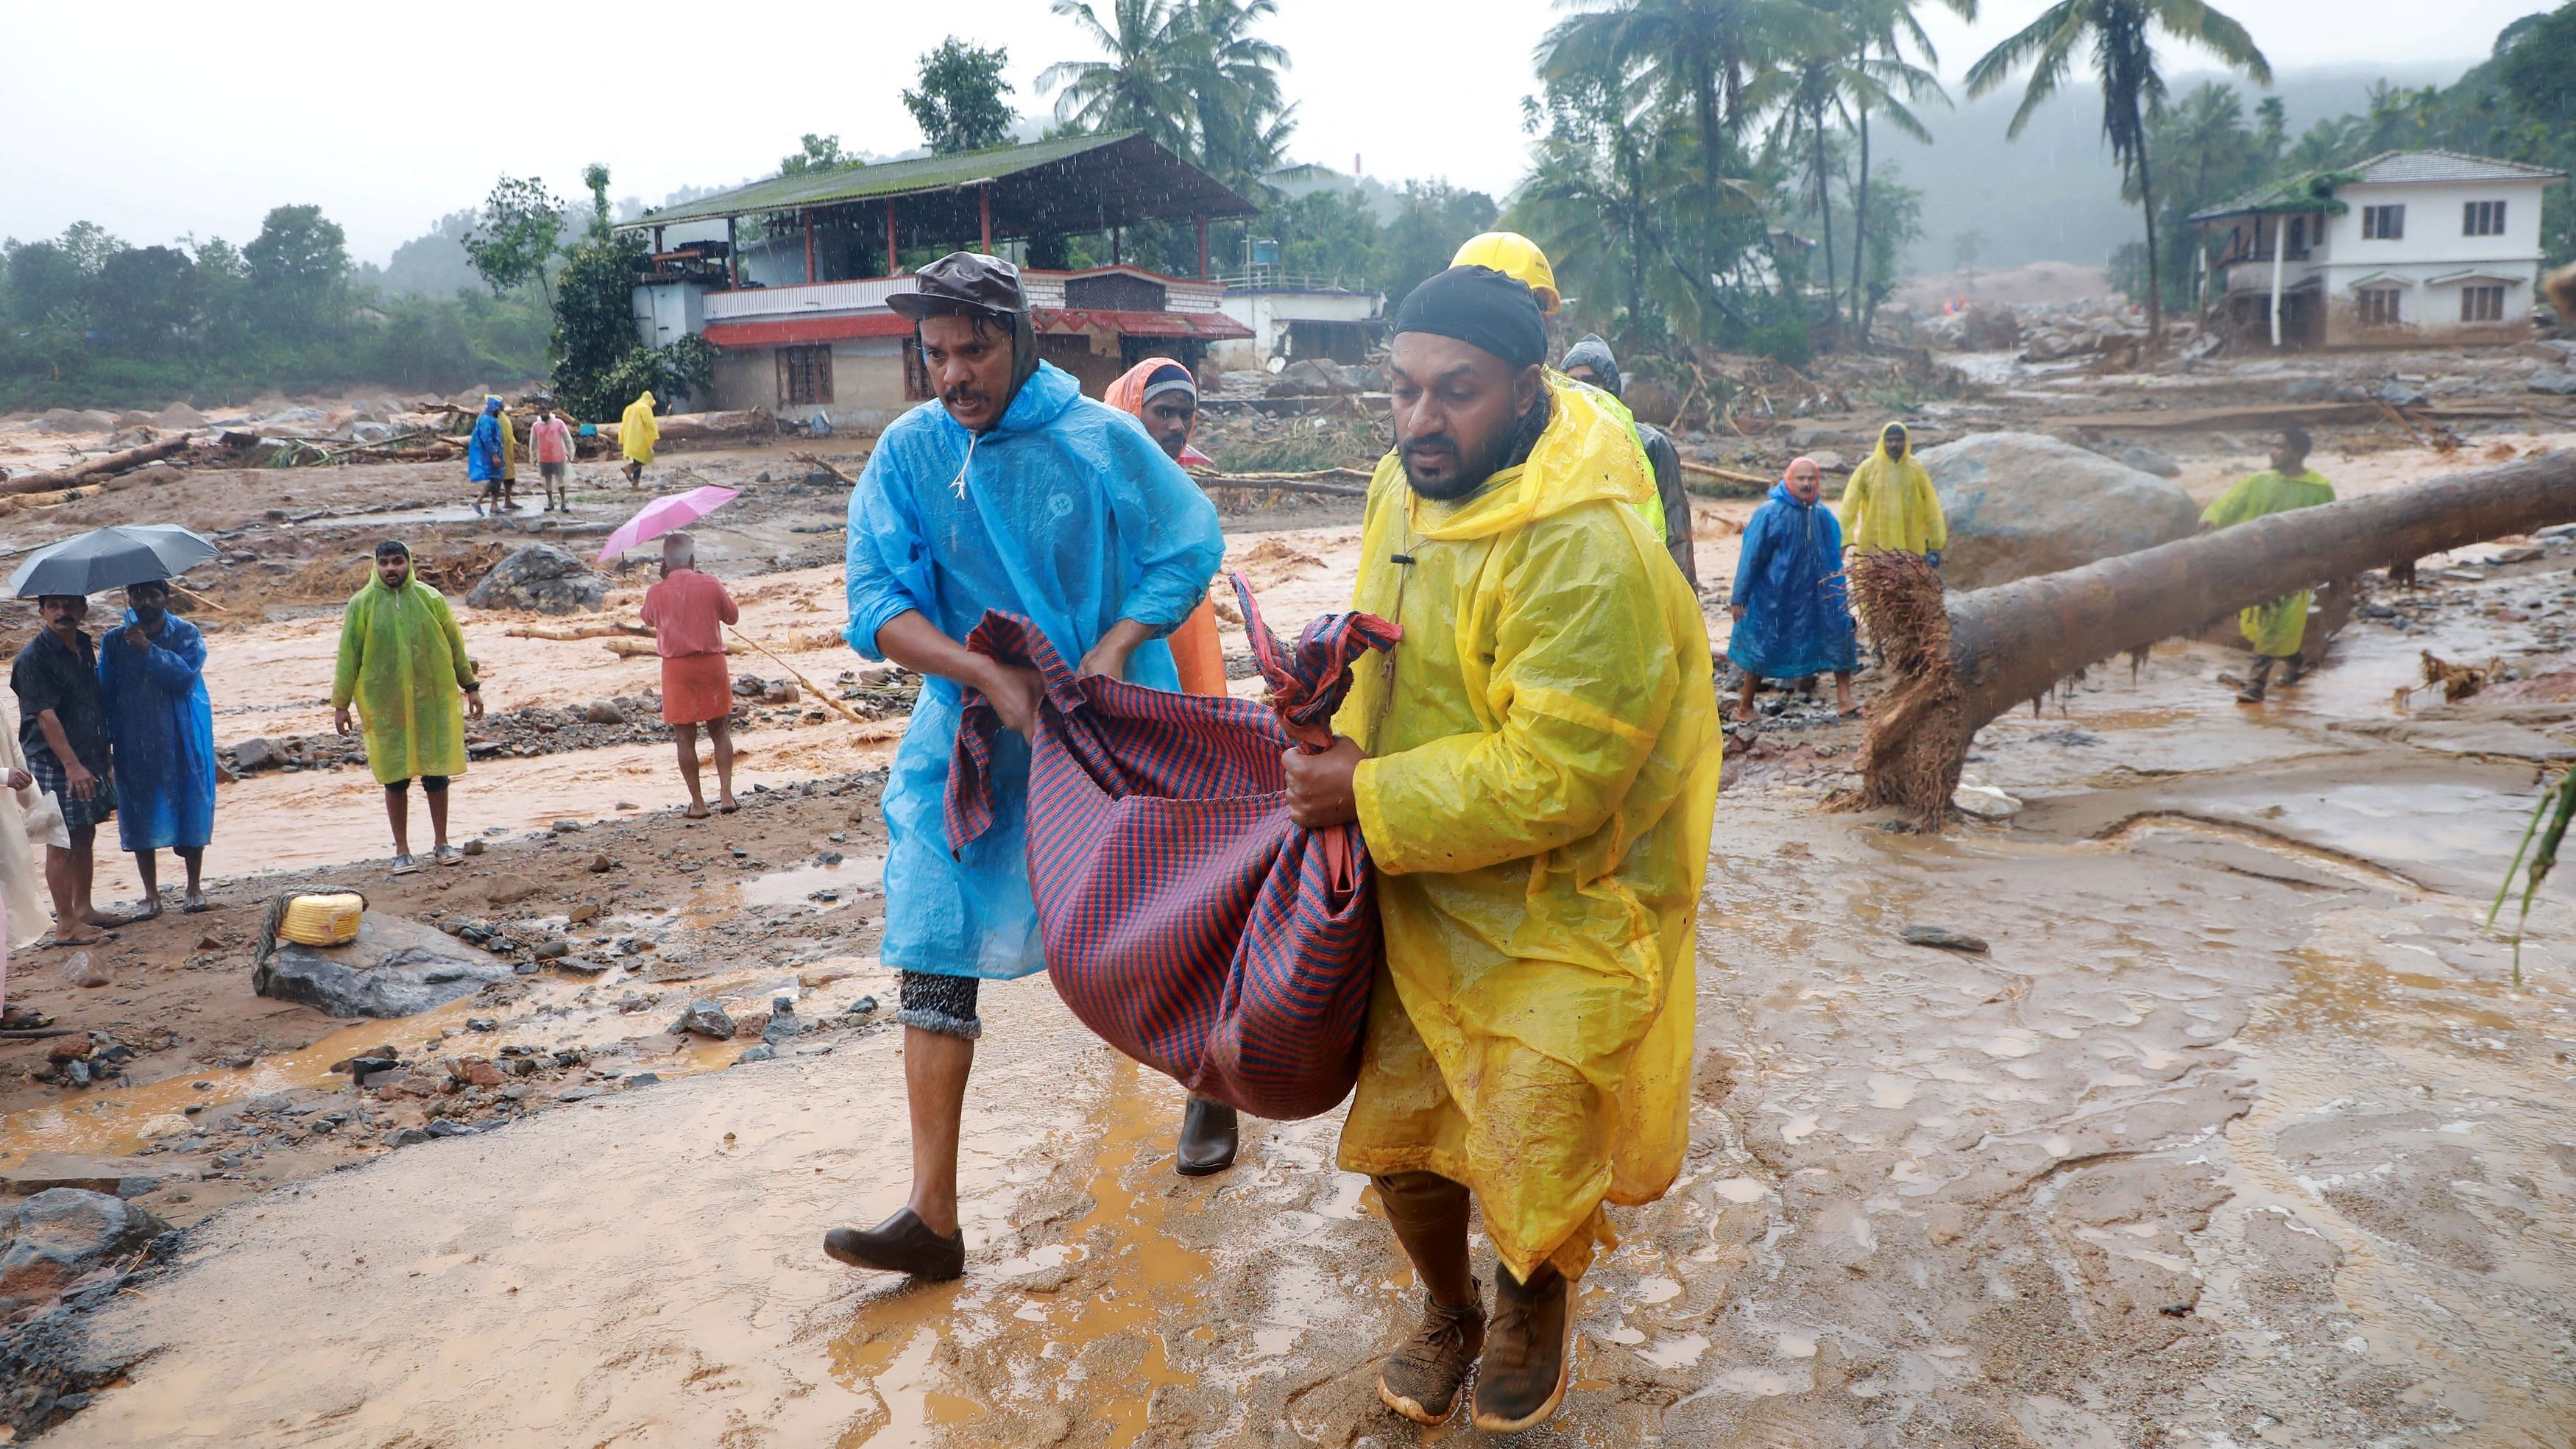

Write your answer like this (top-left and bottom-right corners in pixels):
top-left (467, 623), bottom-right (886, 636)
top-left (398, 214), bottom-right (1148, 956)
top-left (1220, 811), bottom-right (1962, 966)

top-left (467, 399), bottom-right (506, 483)
top-left (845, 360), bottom-right (1225, 980)
top-left (1728, 481), bottom-right (1858, 681)
top-left (99, 611), bottom-right (216, 851)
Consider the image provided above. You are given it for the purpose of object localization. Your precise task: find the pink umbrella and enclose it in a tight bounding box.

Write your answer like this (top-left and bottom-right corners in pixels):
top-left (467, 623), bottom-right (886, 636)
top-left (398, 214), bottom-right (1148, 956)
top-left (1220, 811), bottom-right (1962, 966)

top-left (595, 486), bottom-right (743, 564)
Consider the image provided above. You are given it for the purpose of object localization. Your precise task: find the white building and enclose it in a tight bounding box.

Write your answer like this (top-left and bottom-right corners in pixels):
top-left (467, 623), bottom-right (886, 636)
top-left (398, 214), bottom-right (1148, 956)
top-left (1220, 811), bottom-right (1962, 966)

top-left (1208, 268), bottom-right (1384, 375)
top-left (2190, 149), bottom-right (2562, 348)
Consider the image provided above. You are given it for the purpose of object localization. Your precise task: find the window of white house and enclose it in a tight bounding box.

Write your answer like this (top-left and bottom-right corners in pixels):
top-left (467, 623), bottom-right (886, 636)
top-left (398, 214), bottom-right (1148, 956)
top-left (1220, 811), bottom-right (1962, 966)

top-left (777, 344), bottom-right (833, 407)
top-left (2461, 284), bottom-right (2506, 323)
top-left (2360, 205), bottom-right (2405, 239)
top-left (2357, 288), bottom-right (2404, 327)
top-left (2463, 200), bottom-right (2508, 236)
top-left (2287, 216), bottom-right (2306, 253)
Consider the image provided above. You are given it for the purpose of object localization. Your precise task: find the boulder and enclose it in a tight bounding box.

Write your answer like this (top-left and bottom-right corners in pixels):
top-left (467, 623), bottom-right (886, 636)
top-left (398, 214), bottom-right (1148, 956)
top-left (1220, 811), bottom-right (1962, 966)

top-left (231, 737), bottom-right (286, 771)
top-left (34, 408), bottom-right (116, 435)
top-left (1919, 432), bottom-right (2202, 592)
top-left (464, 543), bottom-right (608, 615)
top-left (252, 912), bottom-right (517, 1018)
top-left (152, 401), bottom-right (208, 429)
top-left (1624, 378), bottom-right (1681, 428)
top-left (674, 999), bottom-right (735, 1039)
top-left (2528, 370), bottom-right (2576, 397)
top-left (2117, 444), bottom-right (2182, 478)
top-left (0, 1189), bottom-right (171, 1314)
top-left (582, 698), bottom-right (626, 725)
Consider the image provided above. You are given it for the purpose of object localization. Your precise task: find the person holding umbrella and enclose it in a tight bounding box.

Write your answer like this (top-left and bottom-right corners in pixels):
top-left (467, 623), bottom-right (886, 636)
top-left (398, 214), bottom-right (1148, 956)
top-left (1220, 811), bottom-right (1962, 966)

top-left (99, 579), bottom-right (217, 916)
top-left (332, 540), bottom-right (483, 874)
top-left (637, 533), bottom-right (739, 818)
top-left (10, 595), bottom-right (120, 945)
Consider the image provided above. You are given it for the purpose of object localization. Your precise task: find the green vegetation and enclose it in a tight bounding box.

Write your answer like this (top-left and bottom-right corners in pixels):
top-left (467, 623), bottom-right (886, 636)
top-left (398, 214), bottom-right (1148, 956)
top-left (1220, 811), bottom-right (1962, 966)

top-left (905, 39), bottom-right (1018, 155)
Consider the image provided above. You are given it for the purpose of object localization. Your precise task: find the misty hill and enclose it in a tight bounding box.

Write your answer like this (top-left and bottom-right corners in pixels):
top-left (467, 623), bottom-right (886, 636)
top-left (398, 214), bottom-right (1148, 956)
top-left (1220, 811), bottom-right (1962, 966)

top-left (1883, 62), bottom-right (2466, 274)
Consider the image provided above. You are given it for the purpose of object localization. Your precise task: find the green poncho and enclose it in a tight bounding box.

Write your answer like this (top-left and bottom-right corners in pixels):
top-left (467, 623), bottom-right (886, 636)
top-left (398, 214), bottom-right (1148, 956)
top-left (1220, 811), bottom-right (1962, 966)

top-left (331, 573), bottom-right (476, 784)
top-left (2201, 468), bottom-right (2336, 656)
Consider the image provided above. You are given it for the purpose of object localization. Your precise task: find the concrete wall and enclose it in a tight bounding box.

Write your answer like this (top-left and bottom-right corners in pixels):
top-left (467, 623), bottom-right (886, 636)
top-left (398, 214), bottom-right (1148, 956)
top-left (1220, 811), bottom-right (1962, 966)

top-left (1211, 289), bottom-right (1380, 373)
top-left (710, 336), bottom-right (916, 432)
top-left (2315, 179), bottom-right (2549, 269)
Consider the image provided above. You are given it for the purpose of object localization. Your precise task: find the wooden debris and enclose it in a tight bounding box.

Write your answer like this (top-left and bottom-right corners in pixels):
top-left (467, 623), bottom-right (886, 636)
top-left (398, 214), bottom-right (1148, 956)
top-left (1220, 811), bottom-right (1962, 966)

top-left (726, 626), bottom-right (867, 725)
top-left (509, 621), bottom-right (652, 642)
top-left (787, 451), bottom-right (857, 486)
top-left (1, 433), bottom-right (193, 495)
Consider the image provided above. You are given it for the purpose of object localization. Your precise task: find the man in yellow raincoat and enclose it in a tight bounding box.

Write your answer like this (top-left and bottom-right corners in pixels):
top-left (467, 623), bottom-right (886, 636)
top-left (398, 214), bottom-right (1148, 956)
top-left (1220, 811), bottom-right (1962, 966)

top-left (1838, 421), bottom-right (1945, 561)
top-left (620, 390), bottom-right (659, 488)
top-left (2200, 426), bottom-right (2336, 703)
top-left (1283, 265), bottom-right (1719, 1434)
top-left (332, 540), bottom-right (482, 874)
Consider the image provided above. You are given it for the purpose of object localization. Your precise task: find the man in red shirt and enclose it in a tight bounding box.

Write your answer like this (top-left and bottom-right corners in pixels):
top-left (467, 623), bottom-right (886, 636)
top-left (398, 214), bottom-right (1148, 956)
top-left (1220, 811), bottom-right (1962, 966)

top-left (529, 406), bottom-right (576, 513)
top-left (637, 534), bottom-right (740, 817)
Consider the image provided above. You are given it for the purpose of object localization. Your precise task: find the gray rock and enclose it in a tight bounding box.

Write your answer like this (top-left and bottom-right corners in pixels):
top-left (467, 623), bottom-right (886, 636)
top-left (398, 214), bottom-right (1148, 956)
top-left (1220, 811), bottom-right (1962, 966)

top-left (2116, 444), bottom-right (2182, 478)
top-left (1919, 432), bottom-right (2202, 592)
top-left (2364, 380), bottom-right (2428, 409)
top-left (0, 1190), bottom-right (171, 1314)
top-left (252, 913), bottom-right (517, 1018)
top-left (733, 1045), bottom-right (777, 1064)
top-left (1785, 424), bottom-right (1866, 450)
top-left (558, 1086), bottom-right (601, 1102)
top-left (581, 699), bottom-right (625, 725)
top-left (2528, 369), bottom-right (2576, 397)
top-left (154, 401), bottom-right (209, 430)
top-left (231, 736), bottom-right (287, 771)
top-left (553, 956), bottom-right (611, 976)
top-left (384, 1127), bottom-right (431, 1147)
top-left (424, 1120), bottom-right (475, 1138)
top-left (674, 999), bottom-right (735, 1039)
top-left (462, 544), bottom-right (609, 615)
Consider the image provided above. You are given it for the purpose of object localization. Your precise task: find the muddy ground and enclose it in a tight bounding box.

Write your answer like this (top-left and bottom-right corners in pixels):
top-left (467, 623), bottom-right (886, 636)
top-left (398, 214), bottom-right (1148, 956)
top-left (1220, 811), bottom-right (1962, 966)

top-left (1, 355), bottom-right (2575, 1445)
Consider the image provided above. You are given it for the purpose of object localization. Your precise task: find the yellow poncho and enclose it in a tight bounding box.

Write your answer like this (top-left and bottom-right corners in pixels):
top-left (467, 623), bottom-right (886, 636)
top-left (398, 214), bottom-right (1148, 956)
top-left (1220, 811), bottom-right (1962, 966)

top-left (498, 410), bottom-right (519, 481)
top-left (1333, 378), bottom-right (1722, 1283)
top-left (330, 573), bottom-right (476, 785)
top-left (620, 392), bottom-right (660, 466)
top-left (1838, 422), bottom-right (1946, 555)
top-left (2201, 467), bottom-right (2336, 656)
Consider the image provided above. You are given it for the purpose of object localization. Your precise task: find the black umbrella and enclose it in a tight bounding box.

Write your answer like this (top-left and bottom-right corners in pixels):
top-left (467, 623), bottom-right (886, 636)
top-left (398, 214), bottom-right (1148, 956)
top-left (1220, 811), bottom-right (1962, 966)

top-left (7, 525), bottom-right (219, 599)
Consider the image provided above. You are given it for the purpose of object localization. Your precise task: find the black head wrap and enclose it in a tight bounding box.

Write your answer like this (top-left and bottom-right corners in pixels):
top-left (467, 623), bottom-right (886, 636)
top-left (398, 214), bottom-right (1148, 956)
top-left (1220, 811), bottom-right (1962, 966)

top-left (1394, 266), bottom-right (1547, 372)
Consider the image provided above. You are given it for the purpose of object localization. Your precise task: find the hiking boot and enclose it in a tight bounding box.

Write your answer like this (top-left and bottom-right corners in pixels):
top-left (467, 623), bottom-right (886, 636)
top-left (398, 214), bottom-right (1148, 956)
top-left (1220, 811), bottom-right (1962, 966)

top-left (1471, 1264), bottom-right (1572, 1432)
top-left (823, 1208), bottom-right (965, 1281)
top-left (1376, 1285), bottom-right (1485, 1425)
top-left (1175, 1097), bottom-right (1238, 1177)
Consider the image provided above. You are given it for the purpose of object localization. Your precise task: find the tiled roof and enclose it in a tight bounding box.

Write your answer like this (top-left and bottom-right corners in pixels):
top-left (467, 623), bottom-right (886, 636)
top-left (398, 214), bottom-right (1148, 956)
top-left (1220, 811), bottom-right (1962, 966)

top-left (2348, 149), bottom-right (2563, 185)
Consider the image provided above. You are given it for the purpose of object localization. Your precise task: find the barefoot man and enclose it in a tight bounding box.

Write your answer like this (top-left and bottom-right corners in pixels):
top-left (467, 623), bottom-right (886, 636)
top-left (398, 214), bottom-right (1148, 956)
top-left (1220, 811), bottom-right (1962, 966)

top-left (825, 252), bottom-right (1224, 1281)
top-left (333, 541), bottom-right (482, 874)
top-left (1281, 264), bottom-right (1721, 1432)
top-left (99, 580), bottom-right (217, 915)
top-left (638, 533), bottom-right (738, 818)
top-left (10, 595), bottom-right (121, 944)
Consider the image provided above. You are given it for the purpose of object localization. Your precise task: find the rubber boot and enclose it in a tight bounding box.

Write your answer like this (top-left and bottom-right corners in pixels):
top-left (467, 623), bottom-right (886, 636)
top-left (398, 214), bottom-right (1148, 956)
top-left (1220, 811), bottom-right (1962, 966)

top-left (1175, 1097), bottom-right (1238, 1177)
top-left (1372, 1172), bottom-right (1484, 1424)
top-left (1473, 1261), bottom-right (1573, 1432)
top-left (2236, 655), bottom-right (2275, 704)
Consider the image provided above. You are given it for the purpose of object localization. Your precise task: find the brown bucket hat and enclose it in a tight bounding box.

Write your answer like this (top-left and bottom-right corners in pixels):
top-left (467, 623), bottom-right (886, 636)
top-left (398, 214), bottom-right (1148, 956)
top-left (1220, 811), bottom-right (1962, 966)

top-left (887, 252), bottom-right (1026, 321)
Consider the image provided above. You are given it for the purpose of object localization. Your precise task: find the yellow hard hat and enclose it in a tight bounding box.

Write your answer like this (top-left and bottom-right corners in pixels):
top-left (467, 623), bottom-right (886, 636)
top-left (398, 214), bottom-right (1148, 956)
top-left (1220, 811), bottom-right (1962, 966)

top-left (1451, 232), bottom-right (1560, 316)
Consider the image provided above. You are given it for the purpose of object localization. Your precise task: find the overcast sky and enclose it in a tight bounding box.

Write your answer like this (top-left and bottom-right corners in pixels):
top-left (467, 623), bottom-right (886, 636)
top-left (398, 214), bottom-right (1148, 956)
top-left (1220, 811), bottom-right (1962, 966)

top-left (0, 0), bottom-right (2532, 266)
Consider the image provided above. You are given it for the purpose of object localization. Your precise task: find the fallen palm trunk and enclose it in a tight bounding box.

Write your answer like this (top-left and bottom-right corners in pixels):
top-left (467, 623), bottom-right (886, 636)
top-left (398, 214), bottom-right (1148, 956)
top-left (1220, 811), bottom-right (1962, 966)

top-left (1, 433), bottom-right (192, 495)
top-left (0, 481), bottom-right (111, 516)
top-left (1858, 450), bottom-right (2576, 825)
top-left (509, 621), bottom-right (650, 641)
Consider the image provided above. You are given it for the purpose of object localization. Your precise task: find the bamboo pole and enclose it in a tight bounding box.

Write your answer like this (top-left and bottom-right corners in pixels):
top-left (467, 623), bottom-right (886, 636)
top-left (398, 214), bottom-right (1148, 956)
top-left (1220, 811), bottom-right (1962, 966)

top-left (726, 625), bottom-right (867, 725)
top-left (1678, 459), bottom-right (1773, 486)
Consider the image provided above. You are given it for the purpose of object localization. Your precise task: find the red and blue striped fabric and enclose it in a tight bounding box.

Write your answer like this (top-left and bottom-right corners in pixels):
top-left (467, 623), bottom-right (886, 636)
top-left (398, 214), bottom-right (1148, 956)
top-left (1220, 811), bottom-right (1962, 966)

top-left (946, 574), bottom-right (1399, 1119)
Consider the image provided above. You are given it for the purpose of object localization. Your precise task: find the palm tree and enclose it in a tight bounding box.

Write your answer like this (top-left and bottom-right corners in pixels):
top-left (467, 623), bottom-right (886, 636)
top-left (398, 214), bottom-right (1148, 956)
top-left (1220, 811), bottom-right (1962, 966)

top-left (1841, 0), bottom-right (1963, 335)
top-left (1039, 0), bottom-right (1198, 155)
top-left (1180, 0), bottom-right (1296, 194)
top-left (1540, 0), bottom-right (1823, 230)
top-left (1965, 0), bottom-right (2270, 343)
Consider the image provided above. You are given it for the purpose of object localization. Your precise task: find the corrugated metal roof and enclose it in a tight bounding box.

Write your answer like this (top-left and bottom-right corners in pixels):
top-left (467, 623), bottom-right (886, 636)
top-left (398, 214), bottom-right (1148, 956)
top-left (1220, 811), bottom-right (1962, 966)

top-left (624, 132), bottom-right (1258, 230)
top-left (2350, 149), bottom-right (2563, 184)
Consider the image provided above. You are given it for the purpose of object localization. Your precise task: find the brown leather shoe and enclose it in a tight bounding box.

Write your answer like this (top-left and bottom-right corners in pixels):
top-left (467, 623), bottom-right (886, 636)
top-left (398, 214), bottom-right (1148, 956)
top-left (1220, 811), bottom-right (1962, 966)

top-left (1376, 1283), bottom-right (1485, 1425)
top-left (823, 1208), bottom-right (964, 1281)
top-left (1471, 1264), bottom-right (1571, 1432)
top-left (1175, 1097), bottom-right (1238, 1177)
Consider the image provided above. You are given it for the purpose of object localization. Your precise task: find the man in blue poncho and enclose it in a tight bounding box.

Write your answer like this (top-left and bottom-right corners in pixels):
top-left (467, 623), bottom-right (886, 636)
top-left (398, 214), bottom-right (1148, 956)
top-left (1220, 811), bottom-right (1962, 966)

top-left (99, 580), bottom-right (216, 916)
top-left (467, 396), bottom-right (512, 516)
top-left (1728, 456), bottom-right (1858, 720)
top-left (824, 253), bottom-right (1226, 1283)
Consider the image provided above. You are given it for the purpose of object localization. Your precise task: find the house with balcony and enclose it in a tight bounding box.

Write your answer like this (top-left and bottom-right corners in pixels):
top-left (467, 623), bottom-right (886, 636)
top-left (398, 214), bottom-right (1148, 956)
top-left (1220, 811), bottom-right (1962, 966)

top-left (619, 132), bottom-right (1258, 428)
top-left (2190, 149), bottom-right (2562, 349)
top-left (1208, 258), bottom-right (1384, 373)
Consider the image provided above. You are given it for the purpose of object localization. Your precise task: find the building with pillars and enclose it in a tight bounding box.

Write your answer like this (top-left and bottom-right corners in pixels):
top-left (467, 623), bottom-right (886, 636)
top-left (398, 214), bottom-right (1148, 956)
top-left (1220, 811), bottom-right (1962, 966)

top-left (620, 132), bottom-right (1259, 429)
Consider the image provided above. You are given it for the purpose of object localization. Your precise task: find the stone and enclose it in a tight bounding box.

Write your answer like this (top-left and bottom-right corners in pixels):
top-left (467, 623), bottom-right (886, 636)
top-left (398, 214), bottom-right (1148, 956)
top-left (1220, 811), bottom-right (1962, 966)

top-left (384, 1127), bottom-right (431, 1147)
top-left (0, 1190), bottom-right (171, 1314)
top-left (1, 1154), bottom-right (198, 1200)
top-left (460, 838), bottom-right (486, 857)
top-left (674, 999), bottom-right (735, 1039)
top-left (483, 876), bottom-right (541, 907)
top-left (533, 939), bottom-right (569, 960)
top-left (230, 736), bottom-right (287, 771)
top-left (733, 674), bottom-right (766, 698)
top-left (558, 1086), bottom-right (601, 1102)
top-left (1785, 424), bottom-right (1866, 450)
top-left (627, 1072), bottom-right (660, 1088)
top-left (734, 1045), bottom-right (777, 1064)
top-left (2116, 445), bottom-right (2182, 478)
top-left (1624, 378), bottom-right (1681, 428)
top-left (566, 901), bottom-right (603, 926)
top-left (462, 543), bottom-right (609, 615)
top-left (586, 853), bottom-right (614, 874)
top-left (551, 819), bottom-right (581, 834)
top-left (1900, 924), bottom-right (1989, 952)
top-left (554, 956), bottom-right (611, 976)
top-left (1919, 432), bottom-right (2203, 592)
top-left (2528, 369), bottom-right (2576, 397)
top-left (154, 400), bottom-right (209, 429)
top-left (252, 912), bottom-right (517, 1018)
top-left (447, 1057), bottom-right (506, 1088)
top-left (60, 952), bottom-right (111, 988)
top-left (2364, 380), bottom-right (2429, 409)
top-left (582, 698), bottom-right (625, 725)
top-left (762, 679), bottom-right (800, 705)
top-left (425, 1120), bottom-right (476, 1138)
